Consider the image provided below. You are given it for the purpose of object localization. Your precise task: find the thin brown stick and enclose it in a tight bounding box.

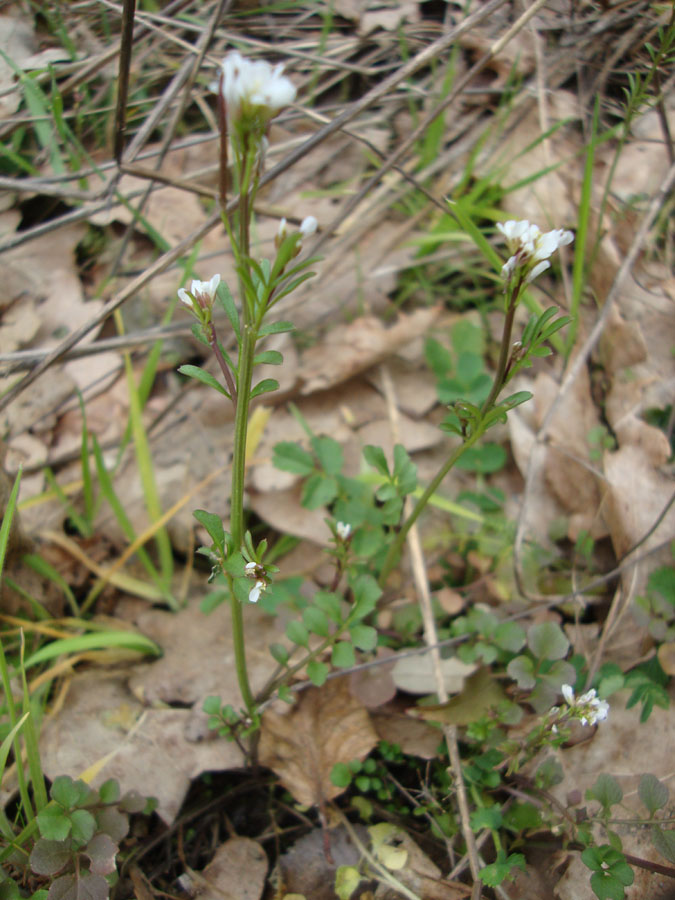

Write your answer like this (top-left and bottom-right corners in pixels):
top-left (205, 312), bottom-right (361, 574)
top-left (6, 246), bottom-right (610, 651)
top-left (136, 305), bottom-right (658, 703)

top-left (113, 0), bottom-right (137, 162)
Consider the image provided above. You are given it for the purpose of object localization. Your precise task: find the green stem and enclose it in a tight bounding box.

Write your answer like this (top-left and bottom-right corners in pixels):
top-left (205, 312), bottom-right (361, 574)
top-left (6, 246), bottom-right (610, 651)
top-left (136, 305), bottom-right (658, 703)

top-left (228, 326), bottom-right (257, 714)
top-left (378, 283), bottom-right (521, 588)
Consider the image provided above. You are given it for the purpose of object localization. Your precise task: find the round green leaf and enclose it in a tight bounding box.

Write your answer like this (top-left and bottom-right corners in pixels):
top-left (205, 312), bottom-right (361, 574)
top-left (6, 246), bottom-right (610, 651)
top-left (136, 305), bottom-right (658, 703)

top-left (306, 660), bottom-right (328, 686)
top-left (332, 641), bottom-right (355, 668)
top-left (527, 622), bottom-right (569, 661)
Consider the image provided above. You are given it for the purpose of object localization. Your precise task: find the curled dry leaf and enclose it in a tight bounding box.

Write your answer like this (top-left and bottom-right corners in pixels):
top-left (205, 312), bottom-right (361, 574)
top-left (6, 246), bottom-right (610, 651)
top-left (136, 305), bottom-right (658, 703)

top-left (299, 307), bottom-right (441, 396)
top-left (258, 678), bottom-right (377, 807)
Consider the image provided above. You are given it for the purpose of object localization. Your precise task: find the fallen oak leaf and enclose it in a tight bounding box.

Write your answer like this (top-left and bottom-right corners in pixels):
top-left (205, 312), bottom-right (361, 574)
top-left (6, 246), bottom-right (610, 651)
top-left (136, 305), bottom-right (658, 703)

top-left (258, 678), bottom-right (377, 807)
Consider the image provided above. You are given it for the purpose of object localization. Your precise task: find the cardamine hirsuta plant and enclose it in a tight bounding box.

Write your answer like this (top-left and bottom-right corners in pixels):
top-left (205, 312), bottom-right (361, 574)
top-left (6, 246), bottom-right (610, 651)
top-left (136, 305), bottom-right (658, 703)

top-left (176, 51), bottom-right (576, 740)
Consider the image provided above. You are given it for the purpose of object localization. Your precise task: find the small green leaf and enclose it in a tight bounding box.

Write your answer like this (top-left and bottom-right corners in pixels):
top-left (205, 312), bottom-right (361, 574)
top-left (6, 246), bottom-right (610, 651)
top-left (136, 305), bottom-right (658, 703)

top-left (652, 825), bottom-right (675, 864)
top-left (253, 350), bottom-right (283, 366)
top-left (351, 574), bottom-right (381, 620)
top-left (286, 620), bottom-right (309, 648)
top-left (587, 774), bottom-right (623, 811)
top-left (639, 774), bottom-right (668, 814)
top-left (301, 473), bottom-right (338, 509)
top-left (51, 775), bottom-right (88, 809)
top-left (249, 378), bottom-right (279, 399)
top-left (177, 364), bottom-right (230, 397)
top-left (470, 806), bottom-right (503, 831)
top-left (269, 643), bottom-right (289, 666)
top-left (527, 622), bottom-right (569, 661)
top-left (273, 441), bottom-right (315, 475)
top-left (506, 655), bottom-right (535, 689)
top-left (258, 320), bottom-right (294, 336)
top-left (311, 436), bottom-right (344, 475)
top-left (331, 763), bottom-right (353, 788)
top-left (494, 622), bottom-right (526, 652)
top-left (335, 865), bottom-right (361, 900)
top-left (216, 281), bottom-right (240, 341)
top-left (332, 641), bottom-right (355, 668)
top-left (456, 443), bottom-right (507, 474)
top-left (307, 660), bottom-right (328, 686)
top-left (193, 510), bottom-right (225, 551)
top-left (85, 833), bottom-right (118, 877)
top-left (349, 624), bottom-right (377, 651)
top-left (362, 445), bottom-right (389, 477)
top-left (303, 606), bottom-right (330, 637)
top-left (29, 839), bottom-right (71, 877)
top-left (36, 807), bottom-right (71, 841)
top-left (314, 591), bottom-right (343, 623)
top-left (98, 779), bottom-right (120, 804)
top-left (69, 809), bottom-right (96, 846)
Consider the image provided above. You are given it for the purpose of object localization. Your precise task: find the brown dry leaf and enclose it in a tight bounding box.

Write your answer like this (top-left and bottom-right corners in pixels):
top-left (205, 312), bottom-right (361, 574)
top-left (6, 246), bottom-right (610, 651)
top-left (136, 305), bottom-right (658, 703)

top-left (534, 369), bottom-right (606, 541)
top-left (603, 445), bottom-right (675, 593)
top-left (188, 838), bottom-right (268, 900)
top-left (349, 649), bottom-right (397, 708)
top-left (35, 670), bottom-right (243, 825)
top-left (373, 830), bottom-right (469, 900)
top-left (278, 826), bottom-right (365, 900)
top-left (34, 597), bottom-right (287, 823)
top-left (657, 643), bottom-right (675, 676)
top-left (370, 706), bottom-right (442, 759)
top-left (124, 596), bottom-right (283, 718)
top-left (358, 2), bottom-right (420, 36)
top-left (391, 654), bottom-right (475, 696)
top-left (258, 678), bottom-right (378, 807)
top-left (299, 308), bottom-right (441, 396)
top-left (248, 484), bottom-right (333, 546)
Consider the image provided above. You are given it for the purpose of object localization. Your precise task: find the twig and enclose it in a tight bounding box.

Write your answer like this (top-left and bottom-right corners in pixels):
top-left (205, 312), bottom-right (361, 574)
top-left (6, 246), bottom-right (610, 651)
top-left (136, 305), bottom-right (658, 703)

top-left (379, 365), bottom-right (483, 890)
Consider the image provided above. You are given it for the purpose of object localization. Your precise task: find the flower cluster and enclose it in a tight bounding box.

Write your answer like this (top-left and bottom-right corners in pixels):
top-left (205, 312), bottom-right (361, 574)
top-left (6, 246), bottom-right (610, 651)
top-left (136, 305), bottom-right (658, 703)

top-left (178, 274), bottom-right (220, 315)
top-left (219, 51), bottom-right (296, 128)
top-left (552, 684), bottom-right (609, 728)
top-left (497, 219), bottom-right (574, 284)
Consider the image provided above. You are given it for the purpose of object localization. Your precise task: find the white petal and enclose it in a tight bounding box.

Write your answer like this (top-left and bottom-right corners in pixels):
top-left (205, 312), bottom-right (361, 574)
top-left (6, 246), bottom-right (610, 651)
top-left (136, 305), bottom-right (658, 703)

top-left (561, 684), bottom-right (575, 705)
top-left (177, 289), bottom-right (194, 308)
top-left (526, 260), bottom-right (550, 283)
top-left (300, 216), bottom-right (318, 237)
top-left (207, 273), bottom-right (221, 298)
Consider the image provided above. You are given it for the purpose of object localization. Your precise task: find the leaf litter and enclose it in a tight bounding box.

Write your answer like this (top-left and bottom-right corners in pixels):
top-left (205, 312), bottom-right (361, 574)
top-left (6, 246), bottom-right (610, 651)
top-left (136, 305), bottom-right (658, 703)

top-left (0, 2), bottom-right (674, 898)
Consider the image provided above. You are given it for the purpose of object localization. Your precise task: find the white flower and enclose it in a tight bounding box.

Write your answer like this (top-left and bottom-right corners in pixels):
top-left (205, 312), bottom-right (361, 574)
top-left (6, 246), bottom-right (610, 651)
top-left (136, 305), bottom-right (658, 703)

top-left (219, 51), bottom-right (296, 125)
top-left (497, 219), bottom-right (574, 284)
top-left (299, 216), bottom-right (318, 238)
top-left (336, 521), bottom-right (351, 540)
top-left (244, 561), bottom-right (257, 573)
top-left (559, 684), bottom-right (609, 727)
top-left (178, 274), bottom-right (220, 310)
top-left (277, 217), bottom-right (288, 241)
top-left (248, 580), bottom-right (265, 603)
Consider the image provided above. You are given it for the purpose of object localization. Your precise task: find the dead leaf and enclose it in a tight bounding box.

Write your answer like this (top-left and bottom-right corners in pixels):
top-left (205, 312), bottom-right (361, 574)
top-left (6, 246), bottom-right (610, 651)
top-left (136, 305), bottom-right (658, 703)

top-left (258, 678), bottom-right (378, 807)
top-left (657, 643), bottom-right (675, 676)
top-left (35, 670), bottom-right (244, 825)
top-left (299, 308), bottom-right (441, 396)
top-left (188, 838), bottom-right (268, 900)
top-left (391, 654), bottom-right (475, 696)
top-left (370, 706), bottom-right (442, 759)
top-left (373, 829), bottom-right (469, 899)
top-left (349, 649), bottom-right (397, 708)
top-left (278, 825), bottom-right (365, 900)
top-left (603, 444), bottom-right (675, 593)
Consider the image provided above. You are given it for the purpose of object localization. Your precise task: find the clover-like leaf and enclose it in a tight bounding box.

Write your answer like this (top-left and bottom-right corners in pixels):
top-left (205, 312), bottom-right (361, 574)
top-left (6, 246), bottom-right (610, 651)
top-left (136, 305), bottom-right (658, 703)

top-left (527, 622), bottom-right (569, 661)
top-left (30, 840), bottom-right (71, 877)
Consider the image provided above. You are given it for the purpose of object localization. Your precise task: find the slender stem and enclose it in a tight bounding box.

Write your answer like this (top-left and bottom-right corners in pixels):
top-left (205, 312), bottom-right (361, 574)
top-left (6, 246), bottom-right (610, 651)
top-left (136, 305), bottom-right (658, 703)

top-left (378, 432), bottom-right (482, 587)
top-left (479, 286), bottom-right (519, 413)
top-left (378, 282), bottom-right (522, 588)
top-left (228, 327), bottom-right (257, 714)
top-left (225, 142), bottom-right (257, 715)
